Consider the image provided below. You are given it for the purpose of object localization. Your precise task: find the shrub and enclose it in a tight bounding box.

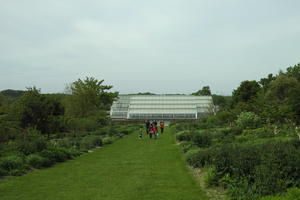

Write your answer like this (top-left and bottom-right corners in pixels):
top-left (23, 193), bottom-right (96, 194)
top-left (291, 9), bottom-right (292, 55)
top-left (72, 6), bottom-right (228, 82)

top-left (0, 155), bottom-right (24, 171)
top-left (235, 112), bottom-right (261, 129)
top-left (204, 166), bottom-right (220, 187)
top-left (66, 148), bottom-right (82, 158)
top-left (102, 137), bottom-right (113, 145)
top-left (243, 126), bottom-right (274, 138)
top-left (192, 133), bottom-right (212, 147)
top-left (254, 141), bottom-right (300, 196)
top-left (8, 169), bottom-right (27, 176)
top-left (55, 138), bottom-right (73, 149)
top-left (213, 144), bottom-right (261, 178)
top-left (67, 117), bottom-right (99, 132)
top-left (176, 131), bottom-right (194, 142)
top-left (260, 188), bottom-right (300, 200)
top-left (186, 149), bottom-right (214, 168)
top-left (26, 154), bottom-right (51, 168)
top-left (0, 168), bottom-right (8, 176)
top-left (79, 136), bottom-right (102, 151)
top-left (39, 148), bottom-right (71, 163)
top-left (179, 141), bottom-right (194, 153)
top-left (17, 128), bottom-right (47, 155)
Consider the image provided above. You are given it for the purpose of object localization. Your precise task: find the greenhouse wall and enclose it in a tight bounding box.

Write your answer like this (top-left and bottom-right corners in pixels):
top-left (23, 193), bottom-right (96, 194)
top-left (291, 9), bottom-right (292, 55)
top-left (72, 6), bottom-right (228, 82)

top-left (110, 94), bottom-right (214, 120)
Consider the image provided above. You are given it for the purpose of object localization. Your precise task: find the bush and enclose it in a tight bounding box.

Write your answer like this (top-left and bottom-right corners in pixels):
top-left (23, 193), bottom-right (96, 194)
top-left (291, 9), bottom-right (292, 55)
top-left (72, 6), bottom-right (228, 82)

top-left (236, 112), bottom-right (261, 129)
top-left (66, 148), bottom-right (82, 158)
top-left (176, 131), bottom-right (194, 142)
top-left (204, 166), bottom-right (220, 187)
top-left (67, 117), bottom-right (99, 132)
top-left (0, 155), bottom-right (24, 171)
top-left (79, 136), bottom-right (102, 151)
top-left (260, 188), bottom-right (300, 200)
top-left (39, 148), bottom-right (71, 163)
top-left (9, 169), bottom-right (27, 176)
top-left (0, 168), bottom-right (8, 176)
top-left (102, 137), bottom-right (113, 145)
top-left (243, 126), bottom-right (274, 138)
top-left (26, 154), bottom-right (51, 168)
top-left (213, 144), bottom-right (261, 178)
top-left (17, 128), bottom-right (47, 155)
top-left (186, 149), bottom-right (214, 168)
top-left (179, 141), bottom-right (194, 153)
top-left (254, 141), bottom-right (300, 196)
top-left (192, 133), bottom-right (212, 147)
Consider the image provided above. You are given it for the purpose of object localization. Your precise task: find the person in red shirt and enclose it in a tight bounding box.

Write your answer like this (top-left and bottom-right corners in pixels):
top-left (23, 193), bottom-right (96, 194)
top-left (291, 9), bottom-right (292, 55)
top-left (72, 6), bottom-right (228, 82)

top-left (160, 121), bottom-right (165, 134)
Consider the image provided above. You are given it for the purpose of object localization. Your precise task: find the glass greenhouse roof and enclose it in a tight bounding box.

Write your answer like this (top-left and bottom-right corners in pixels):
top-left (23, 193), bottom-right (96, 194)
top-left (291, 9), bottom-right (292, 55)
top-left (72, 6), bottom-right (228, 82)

top-left (110, 94), bottom-right (215, 120)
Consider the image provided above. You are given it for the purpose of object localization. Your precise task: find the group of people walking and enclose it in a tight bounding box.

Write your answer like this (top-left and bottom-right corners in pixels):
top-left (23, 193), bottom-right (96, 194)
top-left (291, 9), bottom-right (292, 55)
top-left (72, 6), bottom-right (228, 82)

top-left (139, 120), bottom-right (165, 139)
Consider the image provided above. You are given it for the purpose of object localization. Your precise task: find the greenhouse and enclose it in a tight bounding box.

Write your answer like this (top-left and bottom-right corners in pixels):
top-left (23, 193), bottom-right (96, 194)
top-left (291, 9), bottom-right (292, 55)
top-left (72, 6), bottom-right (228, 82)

top-left (110, 94), bottom-right (215, 120)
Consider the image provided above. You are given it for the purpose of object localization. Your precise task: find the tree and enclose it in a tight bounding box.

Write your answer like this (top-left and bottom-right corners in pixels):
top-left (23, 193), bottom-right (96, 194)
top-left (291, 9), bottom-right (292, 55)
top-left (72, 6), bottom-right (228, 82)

top-left (232, 80), bottom-right (261, 106)
top-left (11, 87), bottom-right (64, 136)
top-left (259, 74), bottom-right (276, 89)
top-left (192, 86), bottom-right (211, 96)
top-left (212, 95), bottom-right (231, 111)
top-left (264, 75), bottom-right (300, 123)
top-left (286, 63), bottom-right (300, 82)
top-left (66, 77), bottom-right (117, 117)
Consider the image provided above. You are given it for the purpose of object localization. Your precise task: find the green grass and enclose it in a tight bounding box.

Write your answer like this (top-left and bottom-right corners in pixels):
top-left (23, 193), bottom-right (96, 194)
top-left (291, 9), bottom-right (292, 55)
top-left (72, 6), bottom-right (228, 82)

top-left (0, 128), bottom-right (208, 200)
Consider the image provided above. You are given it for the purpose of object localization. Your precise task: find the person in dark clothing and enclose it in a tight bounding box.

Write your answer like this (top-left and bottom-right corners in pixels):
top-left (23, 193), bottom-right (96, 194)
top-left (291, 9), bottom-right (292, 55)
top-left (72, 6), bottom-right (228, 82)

top-left (145, 120), bottom-right (150, 134)
top-left (160, 121), bottom-right (165, 134)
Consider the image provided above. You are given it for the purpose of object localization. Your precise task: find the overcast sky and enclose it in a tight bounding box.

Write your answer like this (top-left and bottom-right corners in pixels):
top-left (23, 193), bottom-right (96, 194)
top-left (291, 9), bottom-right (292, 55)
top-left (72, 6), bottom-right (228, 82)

top-left (1, 0), bottom-right (300, 95)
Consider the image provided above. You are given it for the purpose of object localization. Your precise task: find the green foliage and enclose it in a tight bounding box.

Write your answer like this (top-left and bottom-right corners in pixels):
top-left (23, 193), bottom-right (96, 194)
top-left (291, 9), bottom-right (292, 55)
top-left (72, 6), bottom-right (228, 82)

top-left (260, 188), bottom-right (300, 200)
top-left (0, 155), bottom-right (24, 172)
top-left (204, 166), bottom-right (220, 187)
top-left (254, 141), bottom-right (300, 196)
top-left (26, 154), bottom-right (51, 168)
top-left (212, 95), bottom-right (232, 111)
top-left (10, 87), bottom-right (64, 134)
top-left (192, 133), bottom-right (212, 147)
top-left (232, 80), bottom-right (261, 106)
top-left (236, 112), bottom-right (261, 129)
top-left (39, 148), bottom-right (72, 163)
top-left (0, 121), bottom-right (20, 143)
top-left (178, 141), bottom-right (195, 153)
top-left (176, 131), bottom-right (194, 142)
top-left (16, 128), bottom-right (47, 155)
top-left (0, 89), bottom-right (25, 98)
top-left (186, 149), bottom-right (214, 168)
top-left (65, 77), bottom-right (117, 117)
top-left (79, 136), bottom-right (102, 151)
top-left (192, 86), bottom-right (211, 96)
top-left (102, 136), bottom-right (113, 145)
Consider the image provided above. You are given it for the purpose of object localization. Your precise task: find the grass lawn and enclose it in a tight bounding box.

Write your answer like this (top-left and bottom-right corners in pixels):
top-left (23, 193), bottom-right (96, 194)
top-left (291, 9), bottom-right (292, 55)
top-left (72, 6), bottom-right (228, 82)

top-left (0, 127), bottom-right (208, 200)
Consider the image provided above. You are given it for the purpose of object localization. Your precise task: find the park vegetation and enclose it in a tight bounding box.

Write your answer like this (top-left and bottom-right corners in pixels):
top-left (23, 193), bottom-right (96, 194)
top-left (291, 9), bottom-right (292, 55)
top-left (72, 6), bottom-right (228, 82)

top-left (175, 63), bottom-right (300, 200)
top-left (0, 77), bottom-right (137, 177)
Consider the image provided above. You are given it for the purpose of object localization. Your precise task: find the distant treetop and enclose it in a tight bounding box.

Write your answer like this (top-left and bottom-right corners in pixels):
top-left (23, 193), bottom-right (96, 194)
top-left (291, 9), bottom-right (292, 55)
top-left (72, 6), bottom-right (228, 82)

top-left (0, 89), bottom-right (25, 98)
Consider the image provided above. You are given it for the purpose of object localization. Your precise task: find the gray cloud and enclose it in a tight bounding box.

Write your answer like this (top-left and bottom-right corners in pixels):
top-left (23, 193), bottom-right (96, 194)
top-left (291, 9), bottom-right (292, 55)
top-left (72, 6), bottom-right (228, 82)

top-left (1, 0), bottom-right (300, 95)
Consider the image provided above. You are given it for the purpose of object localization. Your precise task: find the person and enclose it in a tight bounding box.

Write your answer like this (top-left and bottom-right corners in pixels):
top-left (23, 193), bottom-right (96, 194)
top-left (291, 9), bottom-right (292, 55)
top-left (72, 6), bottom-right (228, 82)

top-left (153, 123), bottom-right (158, 139)
top-left (148, 127), bottom-right (153, 139)
top-left (160, 121), bottom-right (165, 134)
top-left (139, 127), bottom-right (142, 139)
top-left (145, 120), bottom-right (150, 135)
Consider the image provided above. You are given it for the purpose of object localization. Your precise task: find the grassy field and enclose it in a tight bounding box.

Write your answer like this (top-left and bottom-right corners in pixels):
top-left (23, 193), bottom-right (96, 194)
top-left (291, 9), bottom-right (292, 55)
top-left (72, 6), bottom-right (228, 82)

top-left (0, 127), bottom-right (208, 200)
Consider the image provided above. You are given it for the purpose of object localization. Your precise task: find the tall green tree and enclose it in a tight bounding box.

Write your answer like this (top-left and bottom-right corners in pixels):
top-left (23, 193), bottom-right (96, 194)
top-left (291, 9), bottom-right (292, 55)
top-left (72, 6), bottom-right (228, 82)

top-left (232, 80), bottom-right (261, 106)
top-left (192, 86), bottom-right (211, 96)
top-left (263, 75), bottom-right (300, 123)
top-left (66, 77), bottom-right (117, 117)
top-left (286, 63), bottom-right (300, 82)
top-left (10, 87), bottom-right (64, 135)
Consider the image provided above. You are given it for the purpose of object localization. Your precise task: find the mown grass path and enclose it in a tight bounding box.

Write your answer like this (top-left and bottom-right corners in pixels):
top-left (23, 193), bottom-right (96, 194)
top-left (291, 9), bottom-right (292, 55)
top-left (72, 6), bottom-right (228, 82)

top-left (0, 128), bottom-right (208, 200)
